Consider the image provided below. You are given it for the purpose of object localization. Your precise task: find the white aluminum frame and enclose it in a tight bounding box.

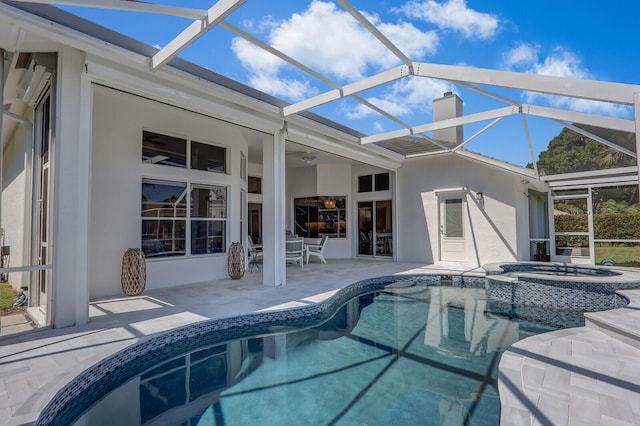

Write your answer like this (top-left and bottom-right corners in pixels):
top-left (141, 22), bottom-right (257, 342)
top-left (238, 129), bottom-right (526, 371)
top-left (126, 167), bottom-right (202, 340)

top-left (6, 0), bottom-right (638, 181)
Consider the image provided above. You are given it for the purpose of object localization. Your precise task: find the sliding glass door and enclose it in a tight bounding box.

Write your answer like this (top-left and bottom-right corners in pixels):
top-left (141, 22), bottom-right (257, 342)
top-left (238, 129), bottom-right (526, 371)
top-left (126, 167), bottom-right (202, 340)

top-left (357, 200), bottom-right (392, 257)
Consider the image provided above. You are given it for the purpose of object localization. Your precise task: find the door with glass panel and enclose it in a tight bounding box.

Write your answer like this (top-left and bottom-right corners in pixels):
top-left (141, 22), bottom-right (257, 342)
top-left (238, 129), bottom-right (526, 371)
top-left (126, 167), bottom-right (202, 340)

top-left (439, 195), bottom-right (467, 262)
top-left (358, 200), bottom-right (393, 257)
top-left (358, 202), bottom-right (373, 255)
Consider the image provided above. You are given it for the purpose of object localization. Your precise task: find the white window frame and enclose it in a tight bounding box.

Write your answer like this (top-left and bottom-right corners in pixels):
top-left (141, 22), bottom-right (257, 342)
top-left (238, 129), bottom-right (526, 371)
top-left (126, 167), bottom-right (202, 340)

top-left (141, 130), bottom-right (230, 259)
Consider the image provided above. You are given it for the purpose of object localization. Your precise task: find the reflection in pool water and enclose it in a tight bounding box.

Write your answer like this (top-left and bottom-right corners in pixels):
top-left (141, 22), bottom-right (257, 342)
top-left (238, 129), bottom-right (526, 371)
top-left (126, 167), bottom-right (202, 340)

top-left (69, 285), bottom-right (561, 425)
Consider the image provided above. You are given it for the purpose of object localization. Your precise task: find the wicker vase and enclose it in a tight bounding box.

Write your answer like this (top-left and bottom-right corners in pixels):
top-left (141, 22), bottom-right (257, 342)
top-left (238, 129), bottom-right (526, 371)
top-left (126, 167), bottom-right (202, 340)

top-left (121, 248), bottom-right (146, 296)
top-left (228, 242), bottom-right (245, 280)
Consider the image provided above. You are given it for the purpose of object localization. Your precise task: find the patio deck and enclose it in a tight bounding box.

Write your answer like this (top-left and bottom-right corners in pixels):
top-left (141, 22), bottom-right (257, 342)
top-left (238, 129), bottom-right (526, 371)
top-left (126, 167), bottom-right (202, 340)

top-left (0, 259), bottom-right (639, 425)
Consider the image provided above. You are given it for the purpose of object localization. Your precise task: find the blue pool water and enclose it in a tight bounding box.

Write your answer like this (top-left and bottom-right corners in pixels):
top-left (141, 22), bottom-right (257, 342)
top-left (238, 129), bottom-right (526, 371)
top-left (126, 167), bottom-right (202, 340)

top-left (61, 283), bottom-right (565, 426)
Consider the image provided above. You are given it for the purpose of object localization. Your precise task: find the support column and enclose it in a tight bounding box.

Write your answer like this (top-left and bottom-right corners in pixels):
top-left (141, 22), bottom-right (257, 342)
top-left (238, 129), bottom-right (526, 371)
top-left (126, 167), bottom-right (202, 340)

top-left (547, 191), bottom-right (556, 262)
top-left (0, 49), bottom-right (5, 228)
top-left (51, 47), bottom-right (91, 327)
top-left (261, 129), bottom-right (286, 286)
top-left (635, 93), bottom-right (640, 199)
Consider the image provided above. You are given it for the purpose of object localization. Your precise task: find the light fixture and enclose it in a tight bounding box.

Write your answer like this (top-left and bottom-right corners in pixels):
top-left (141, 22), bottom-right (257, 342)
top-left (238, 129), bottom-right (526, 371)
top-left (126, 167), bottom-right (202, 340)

top-left (323, 199), bottom-right (336, 209)
top-left (476, 192), bottom-right (483, 201)
top-left (301, 155), bottom-right (316, 164)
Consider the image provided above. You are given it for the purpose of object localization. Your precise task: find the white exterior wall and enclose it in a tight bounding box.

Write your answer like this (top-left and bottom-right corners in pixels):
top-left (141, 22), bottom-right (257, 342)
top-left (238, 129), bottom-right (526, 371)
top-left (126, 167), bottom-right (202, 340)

top-left (396, 154), bottom-right (528, 266)
top-left (287, 165), bottom-right (318, 236)
top-left (316, 163), bottom-right (352, 258)
top-left (1, 121), bottom-right (29, 289)
top-left (90, 85), bottom-right (248, 299)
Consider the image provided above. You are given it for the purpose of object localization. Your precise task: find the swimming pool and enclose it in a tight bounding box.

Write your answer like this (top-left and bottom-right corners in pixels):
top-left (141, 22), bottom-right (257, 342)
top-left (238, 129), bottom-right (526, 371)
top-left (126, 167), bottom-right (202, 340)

top-left (39, 277), bottom-right (575, 426)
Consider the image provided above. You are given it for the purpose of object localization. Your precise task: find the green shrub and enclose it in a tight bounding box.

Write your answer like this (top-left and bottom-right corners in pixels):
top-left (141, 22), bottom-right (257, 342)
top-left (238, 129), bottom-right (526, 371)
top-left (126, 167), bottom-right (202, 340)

top-left (554, 212), bottom-right (640, 245)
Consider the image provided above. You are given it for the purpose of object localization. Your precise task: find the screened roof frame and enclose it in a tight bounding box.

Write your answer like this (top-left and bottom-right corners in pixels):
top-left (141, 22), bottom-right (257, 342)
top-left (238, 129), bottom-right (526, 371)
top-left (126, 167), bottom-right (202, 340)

top-left (7, 0), bottom-right (640, 182)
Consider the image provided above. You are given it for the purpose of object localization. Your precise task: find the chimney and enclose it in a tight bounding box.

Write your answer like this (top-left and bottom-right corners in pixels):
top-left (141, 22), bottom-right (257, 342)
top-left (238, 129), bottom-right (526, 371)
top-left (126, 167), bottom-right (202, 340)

top-left (432, 92), bottom-right (463, 145)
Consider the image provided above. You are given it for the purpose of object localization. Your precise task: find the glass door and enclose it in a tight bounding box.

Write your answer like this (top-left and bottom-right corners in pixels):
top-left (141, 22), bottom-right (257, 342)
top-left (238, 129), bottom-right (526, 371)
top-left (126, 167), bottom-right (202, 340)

top-left (248, 203), bottom-right (262, 244)
top-left (375, 200), bottom-right (393, 257)
top-left (357, 202), bottom-right (373, 255)
top-left (358, 200), bottom-right (393, 257)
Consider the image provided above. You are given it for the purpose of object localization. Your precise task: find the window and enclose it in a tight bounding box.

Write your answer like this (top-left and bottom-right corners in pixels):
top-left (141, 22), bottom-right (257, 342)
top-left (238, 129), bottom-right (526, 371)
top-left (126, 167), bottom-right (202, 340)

top-left (190, 185), bottom-right (227, 255)
top-left (240, 152), bottom-right (247, 181)
top-left (358, 175), bottom-right (372, 193)
top-left (248, 176), bottom-right (262, 194)
top-left (142, 130), bottom-right (227, 174)
top-left (375, 172), bottom-right (390, 191)
top-left (142, 179), bottom-right (187, 257)
top-left (141, 179), bottom-right (227, 257)
top-left (294, 196), bottom-right (347, 238)
top-left (444, 198), bottom-right (463, 238)
top-left (191, 141), bottom-right (226, 173)
top-left (358, 172), bottom-right (390, 192)
top-left (142, 131), bottom-right (186, 168)
top-left (141, 131), bottom-right (229, 258)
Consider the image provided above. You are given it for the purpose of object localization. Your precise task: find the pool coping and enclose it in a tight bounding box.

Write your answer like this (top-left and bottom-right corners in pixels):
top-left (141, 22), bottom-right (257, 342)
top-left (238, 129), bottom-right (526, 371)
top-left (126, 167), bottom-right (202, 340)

top-left (497, 287), bottom-right (640, 425)
top-left (483, 261), bottom-right (640, 285)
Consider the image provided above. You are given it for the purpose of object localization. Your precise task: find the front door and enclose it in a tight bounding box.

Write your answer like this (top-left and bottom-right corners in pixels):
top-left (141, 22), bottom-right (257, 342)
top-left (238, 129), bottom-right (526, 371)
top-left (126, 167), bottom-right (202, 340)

top-left (439, 195), bottom-right (467, 262)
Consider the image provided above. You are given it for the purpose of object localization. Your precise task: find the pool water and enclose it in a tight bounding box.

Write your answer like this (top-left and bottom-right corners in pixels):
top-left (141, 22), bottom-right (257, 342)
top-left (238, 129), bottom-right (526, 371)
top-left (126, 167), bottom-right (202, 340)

top-left (72, 285), bottom-right (558, 425)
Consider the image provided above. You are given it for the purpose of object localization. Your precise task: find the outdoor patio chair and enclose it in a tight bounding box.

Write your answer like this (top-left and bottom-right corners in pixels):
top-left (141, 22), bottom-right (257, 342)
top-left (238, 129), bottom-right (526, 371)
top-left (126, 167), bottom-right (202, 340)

top-left (247, 235), bottom-right (263, 271)
top-left (285, 238), bottom-right (305, 268)
top-left (306, 235), bottom-right (328, 264)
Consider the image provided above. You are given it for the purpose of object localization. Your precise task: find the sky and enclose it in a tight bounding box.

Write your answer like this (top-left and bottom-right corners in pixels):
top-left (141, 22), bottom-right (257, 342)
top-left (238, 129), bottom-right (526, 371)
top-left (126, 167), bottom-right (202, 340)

top-left (60, 0), bottom-right (639, 166)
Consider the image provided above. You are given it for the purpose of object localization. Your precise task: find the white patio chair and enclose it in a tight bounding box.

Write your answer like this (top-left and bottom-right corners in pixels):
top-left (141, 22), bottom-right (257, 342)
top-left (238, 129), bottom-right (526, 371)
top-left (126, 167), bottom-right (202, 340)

top-left (247, 235), bottom-right (263, 271)
top-left (285, 238), bottom-right (305, 268)
top-left (306, 235), bottom-right (328, 264)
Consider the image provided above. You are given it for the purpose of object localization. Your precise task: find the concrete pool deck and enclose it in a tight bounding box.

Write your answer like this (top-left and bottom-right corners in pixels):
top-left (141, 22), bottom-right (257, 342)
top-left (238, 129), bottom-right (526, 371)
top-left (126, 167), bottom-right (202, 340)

top-left (0, 259), bottom-right (639, 425)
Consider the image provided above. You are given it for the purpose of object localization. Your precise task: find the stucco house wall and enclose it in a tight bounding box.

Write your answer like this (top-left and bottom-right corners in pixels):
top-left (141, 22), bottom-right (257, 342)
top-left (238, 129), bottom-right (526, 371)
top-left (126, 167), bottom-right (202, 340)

top-left (396, 154), bottom-right (530, 266)
top-left (1, 121), bottom-right (29, 289)
top-left (90, 85), bottom-right (249, 299)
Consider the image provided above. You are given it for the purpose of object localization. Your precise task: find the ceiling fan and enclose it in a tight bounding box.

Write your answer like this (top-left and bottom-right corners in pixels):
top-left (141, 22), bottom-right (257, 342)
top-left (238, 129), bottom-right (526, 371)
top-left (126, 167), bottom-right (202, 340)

top-left (300, 154), bottom-right (316, 164)
top-left (287, 150), bottom-right (317, 165)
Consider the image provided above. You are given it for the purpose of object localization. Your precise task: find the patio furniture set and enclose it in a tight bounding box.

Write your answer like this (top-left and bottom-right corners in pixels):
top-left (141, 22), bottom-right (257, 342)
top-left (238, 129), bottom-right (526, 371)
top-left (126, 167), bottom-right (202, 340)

top-left (247, 235), bottom-right (328, 271)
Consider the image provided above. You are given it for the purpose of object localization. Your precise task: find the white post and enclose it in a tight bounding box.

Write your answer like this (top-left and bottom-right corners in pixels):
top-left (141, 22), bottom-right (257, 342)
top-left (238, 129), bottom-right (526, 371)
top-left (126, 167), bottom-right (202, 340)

top-left (261, 129), bottom-right (286, 286)
top-left (635, 93), bottom-right (640, 200)
top-left (547, 191), bottom-right (556, 262)
top-left (587, 187), bottom-right (595, 265)
top-left (0, 49), bottom-right (4, 230)
top-left (51, 47), bottom-right (91, 327)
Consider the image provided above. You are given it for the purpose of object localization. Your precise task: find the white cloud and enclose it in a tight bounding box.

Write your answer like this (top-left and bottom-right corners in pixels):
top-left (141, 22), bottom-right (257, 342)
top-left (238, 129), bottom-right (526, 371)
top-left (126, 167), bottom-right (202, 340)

top-left (394, 0), bottom-right (500, 39)
top-left (231, 38), bottom-right (283, 76)
top-left (531, 48), bottom-right (587, 79)
top-left (503, 42), bottom-right (539, 69)
top-left (344, 77), bottom-right (454, 120)
top-left (373, 121), bottom-right (385, 132)
top-left (230, 1), bottom-right (439, 100)
top-left (248, 73), bottom-right (318, 101)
